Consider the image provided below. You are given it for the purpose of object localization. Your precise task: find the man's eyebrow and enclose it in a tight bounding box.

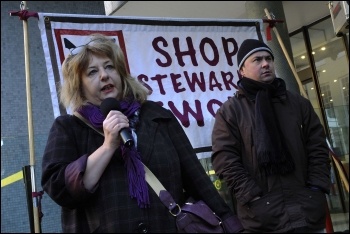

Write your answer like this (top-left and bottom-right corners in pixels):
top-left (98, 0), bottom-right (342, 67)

top-left (252, 54), bottom-right (272, 59)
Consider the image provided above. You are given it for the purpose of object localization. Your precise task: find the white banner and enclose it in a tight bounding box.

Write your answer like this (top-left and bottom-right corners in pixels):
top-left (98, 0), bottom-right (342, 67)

top-left (38, 13), bottom-right (266, 156)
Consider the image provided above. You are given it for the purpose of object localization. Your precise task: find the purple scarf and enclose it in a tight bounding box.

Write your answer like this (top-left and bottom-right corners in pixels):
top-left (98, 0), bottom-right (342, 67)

top-left (77, 100), bottom-right (150, 208)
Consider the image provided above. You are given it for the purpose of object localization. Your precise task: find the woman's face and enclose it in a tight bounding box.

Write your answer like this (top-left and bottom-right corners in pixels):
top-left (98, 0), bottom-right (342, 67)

top-left (81, 54), bottom-right (122, 106)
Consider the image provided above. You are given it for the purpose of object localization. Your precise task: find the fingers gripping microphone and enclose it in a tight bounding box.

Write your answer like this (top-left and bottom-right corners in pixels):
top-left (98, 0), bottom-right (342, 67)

top-left (100, 98), bottom-right (134, 148)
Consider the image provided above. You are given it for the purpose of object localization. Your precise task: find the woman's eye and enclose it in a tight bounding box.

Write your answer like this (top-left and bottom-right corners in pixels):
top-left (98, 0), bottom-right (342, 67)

top-left (88, 70), bottom-right (97, 76)
top-left (106, 64), bottom-right (114, 69)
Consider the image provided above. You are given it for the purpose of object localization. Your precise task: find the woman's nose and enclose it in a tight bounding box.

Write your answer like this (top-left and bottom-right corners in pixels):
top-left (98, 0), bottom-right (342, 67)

top-left (100, 69), bottom-right (109, 80)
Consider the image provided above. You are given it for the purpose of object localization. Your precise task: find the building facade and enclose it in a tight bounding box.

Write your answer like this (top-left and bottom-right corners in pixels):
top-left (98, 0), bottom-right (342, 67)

top-left (1, 1), bottom-right (348, 232)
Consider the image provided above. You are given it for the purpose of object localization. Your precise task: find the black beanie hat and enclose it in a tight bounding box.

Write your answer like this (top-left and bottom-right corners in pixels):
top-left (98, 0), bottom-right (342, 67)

top-left (237, 39), bottom-right (274, 70)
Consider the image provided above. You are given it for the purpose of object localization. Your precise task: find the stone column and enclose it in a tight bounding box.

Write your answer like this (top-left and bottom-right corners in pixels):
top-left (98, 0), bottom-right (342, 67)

top-left (245, 1), bottom-right (300, 94)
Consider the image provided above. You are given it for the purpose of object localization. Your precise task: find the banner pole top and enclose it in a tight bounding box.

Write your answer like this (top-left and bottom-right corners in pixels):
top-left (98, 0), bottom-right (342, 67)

top-left (262, 12), bottom-right (285, 41)
top-left (9, 1), bottom-right (38, 21)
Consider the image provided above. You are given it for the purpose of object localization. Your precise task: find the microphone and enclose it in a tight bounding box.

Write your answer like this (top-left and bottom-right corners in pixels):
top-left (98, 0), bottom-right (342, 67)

top-left (100, 98), bottom-right (134, 148)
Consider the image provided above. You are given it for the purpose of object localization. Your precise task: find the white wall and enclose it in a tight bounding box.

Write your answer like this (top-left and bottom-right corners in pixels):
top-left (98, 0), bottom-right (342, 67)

top-left (104, 1), bottom-right (331, 33)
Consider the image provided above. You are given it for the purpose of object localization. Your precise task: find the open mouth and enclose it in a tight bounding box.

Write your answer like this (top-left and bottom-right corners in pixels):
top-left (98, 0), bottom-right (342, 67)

top-left (101, 84), bottom-right (114, 91)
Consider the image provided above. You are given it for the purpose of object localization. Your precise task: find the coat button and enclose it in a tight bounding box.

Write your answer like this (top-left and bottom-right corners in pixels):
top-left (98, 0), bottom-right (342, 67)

top-left (137, 222), bottom-right (148, 233)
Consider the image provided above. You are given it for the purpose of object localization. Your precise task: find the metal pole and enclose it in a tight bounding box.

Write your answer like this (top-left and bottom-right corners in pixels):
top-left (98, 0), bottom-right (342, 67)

top-left (20, 1), bottom-right (41, 233)
top-left (264, 8), bottom-right (308, 98)
top-left (23, 166), bottom-right (35, 233)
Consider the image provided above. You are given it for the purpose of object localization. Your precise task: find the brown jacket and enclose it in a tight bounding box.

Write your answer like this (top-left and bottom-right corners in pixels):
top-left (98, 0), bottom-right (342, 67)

top-left (212, 86), bottom-right (331, 232)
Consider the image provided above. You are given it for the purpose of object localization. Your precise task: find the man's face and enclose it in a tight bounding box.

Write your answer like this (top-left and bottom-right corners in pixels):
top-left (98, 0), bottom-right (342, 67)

top-left (239, 51), bottom-right (276, 83)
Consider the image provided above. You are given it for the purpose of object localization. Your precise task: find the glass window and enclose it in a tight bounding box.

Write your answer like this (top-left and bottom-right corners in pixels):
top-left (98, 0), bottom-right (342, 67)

top-left (308, 19), bottom-right (349, 159)
top-left (291, 17), bottom-right (349, 232)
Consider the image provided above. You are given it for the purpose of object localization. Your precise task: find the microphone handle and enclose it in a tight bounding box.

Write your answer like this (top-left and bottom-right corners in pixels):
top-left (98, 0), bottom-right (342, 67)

top-left (120, 128), bottom-right (134, 148)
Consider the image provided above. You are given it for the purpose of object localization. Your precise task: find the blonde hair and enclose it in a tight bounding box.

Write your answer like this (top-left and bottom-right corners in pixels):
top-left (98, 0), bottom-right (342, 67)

top-left (60, 33), bottom-right (149, 111)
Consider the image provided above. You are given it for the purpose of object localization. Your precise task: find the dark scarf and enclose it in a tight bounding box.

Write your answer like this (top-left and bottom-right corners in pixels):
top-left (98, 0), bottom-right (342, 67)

top-left (238, 77), bottom-right (295, 176)
top-left (77, 99), bottom-right (150, 208)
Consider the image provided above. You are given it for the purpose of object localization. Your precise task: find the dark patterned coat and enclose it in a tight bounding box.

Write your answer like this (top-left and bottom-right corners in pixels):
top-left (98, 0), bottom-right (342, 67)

top-left (211, 85), bottom-right (331, 232)
top-left (42, 100), bottom-right (238, 233)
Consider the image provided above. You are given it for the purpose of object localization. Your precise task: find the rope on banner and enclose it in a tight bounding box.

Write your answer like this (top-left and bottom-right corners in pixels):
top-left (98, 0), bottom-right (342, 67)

top-left (32, 191), bottom-right (45, 223)
top-left (9, 2), bottom-right (38, 20)
top-left (263, 18), bottom-right (284, 41)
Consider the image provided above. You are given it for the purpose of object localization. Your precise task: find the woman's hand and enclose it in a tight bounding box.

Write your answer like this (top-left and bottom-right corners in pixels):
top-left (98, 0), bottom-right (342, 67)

top-left (83, 110), bottom-right (129, 190)
top-left (102, 110), bottom-right (130, 151)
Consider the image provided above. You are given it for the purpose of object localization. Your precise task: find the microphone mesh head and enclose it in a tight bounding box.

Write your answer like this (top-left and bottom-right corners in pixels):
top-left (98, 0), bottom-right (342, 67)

top-left (100, 98), bottom-right (120, 117)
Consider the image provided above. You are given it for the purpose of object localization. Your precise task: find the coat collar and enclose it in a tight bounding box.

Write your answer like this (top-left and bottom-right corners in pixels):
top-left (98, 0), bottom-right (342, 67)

top-left (137, 101), bottom-right (173, 164)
